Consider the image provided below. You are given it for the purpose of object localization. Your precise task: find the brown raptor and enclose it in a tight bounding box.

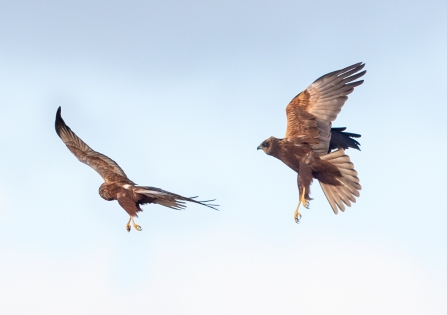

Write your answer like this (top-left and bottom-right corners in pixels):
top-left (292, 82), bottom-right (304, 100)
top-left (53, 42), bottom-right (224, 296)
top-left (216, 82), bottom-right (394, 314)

top-left (55, 107), bottom-right (217, 232)
top-left (257, 63), bottom-right (365, 222)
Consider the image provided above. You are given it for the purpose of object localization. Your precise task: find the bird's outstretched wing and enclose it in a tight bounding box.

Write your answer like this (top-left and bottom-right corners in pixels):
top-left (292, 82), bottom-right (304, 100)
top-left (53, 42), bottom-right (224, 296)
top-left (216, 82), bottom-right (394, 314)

top-left (285, 63), bottom-right (366, 155)
top-left (134, 186), bottom-right (219, 211)
top-left (55, 107), bottom-right (133, 184)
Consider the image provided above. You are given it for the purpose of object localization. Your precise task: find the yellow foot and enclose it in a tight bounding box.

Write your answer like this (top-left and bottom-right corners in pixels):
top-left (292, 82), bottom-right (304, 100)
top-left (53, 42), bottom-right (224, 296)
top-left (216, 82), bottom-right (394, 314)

top-left (129, 217), bottom-right (142, 231)
top-left (294, 187), bottom-right (310, 224)
top-left (294, 209), bottom-right (302, 223)
top-left (302, 199), bottom-right (310, 209)
top-left (126, 224), bottom-right (131, 232)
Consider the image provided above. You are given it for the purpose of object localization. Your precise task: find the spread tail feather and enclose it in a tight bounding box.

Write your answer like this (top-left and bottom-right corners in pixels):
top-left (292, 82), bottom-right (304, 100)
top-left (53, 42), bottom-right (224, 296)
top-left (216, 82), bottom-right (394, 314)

top-left (320, 149), bottom-right (361, 214)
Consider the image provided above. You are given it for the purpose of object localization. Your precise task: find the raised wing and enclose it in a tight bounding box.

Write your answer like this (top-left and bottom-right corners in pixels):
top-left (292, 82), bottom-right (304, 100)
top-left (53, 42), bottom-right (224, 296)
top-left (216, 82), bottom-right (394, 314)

top-left (285, 63), bottom-right (366, 155)
top-left (55, 107), bottom-right (133, 184)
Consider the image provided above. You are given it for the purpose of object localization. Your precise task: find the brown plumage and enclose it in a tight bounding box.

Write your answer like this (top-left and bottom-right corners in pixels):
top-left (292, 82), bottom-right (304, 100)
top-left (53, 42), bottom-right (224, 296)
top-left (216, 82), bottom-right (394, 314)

top-left (55, 107), bottom-right (218, 232)
top-left (257, 63), bottom-right (365, 222)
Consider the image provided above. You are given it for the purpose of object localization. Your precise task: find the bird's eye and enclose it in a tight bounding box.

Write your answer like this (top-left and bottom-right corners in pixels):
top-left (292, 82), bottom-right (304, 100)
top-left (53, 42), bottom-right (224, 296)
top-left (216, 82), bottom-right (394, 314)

top-left (263, 142), bottom-right (269, 148)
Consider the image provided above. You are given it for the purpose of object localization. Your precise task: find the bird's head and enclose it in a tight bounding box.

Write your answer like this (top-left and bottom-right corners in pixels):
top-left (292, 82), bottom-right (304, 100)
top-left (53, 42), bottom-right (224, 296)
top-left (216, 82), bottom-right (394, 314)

top-left (257, 136), bottom-right (278, 155)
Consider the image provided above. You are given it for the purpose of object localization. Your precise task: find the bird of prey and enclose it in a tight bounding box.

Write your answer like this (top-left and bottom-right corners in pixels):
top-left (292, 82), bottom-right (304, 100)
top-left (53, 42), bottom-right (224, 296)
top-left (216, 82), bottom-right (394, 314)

top-left (257, 62), bottom-right (365, 223)
top-left (55, 107), bottom-right (218, 232)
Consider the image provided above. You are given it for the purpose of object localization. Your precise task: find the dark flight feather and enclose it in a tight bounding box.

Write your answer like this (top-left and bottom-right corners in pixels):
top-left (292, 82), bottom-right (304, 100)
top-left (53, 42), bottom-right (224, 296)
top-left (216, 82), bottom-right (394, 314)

top-left (329, 127), bottom-right (361, 153)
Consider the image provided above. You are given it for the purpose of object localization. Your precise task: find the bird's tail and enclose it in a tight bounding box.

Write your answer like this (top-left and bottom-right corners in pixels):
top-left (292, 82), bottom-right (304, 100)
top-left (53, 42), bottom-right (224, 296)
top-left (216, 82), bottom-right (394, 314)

top-left (319, 149), bottom-right (361, 214)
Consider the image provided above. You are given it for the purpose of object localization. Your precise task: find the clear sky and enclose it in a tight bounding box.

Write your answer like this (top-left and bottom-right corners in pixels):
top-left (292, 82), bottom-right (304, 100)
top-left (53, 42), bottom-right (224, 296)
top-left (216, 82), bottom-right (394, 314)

top-left (1, 0), bottom-right (446, 314)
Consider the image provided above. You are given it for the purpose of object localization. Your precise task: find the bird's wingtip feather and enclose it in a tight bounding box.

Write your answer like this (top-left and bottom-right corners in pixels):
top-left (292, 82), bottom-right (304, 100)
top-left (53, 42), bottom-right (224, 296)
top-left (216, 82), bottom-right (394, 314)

top-left (55, 106), bottom-right (64, 137)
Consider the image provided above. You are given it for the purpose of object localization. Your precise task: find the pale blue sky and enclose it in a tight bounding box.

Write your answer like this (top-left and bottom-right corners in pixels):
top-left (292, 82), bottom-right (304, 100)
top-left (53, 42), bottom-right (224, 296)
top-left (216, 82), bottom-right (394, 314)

top-left (1, 0), bottom-right (446, 314)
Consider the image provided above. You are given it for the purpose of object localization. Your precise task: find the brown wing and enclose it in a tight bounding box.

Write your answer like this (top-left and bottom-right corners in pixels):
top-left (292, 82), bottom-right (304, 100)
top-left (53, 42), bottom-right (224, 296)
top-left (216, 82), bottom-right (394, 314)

top-left (116, 185), bottom-right (218, 217)
top-left (133, 186), bottom-right (219, 211)
top-left (285, 63), bottom-right (366, 155)
top-left (55, 107), bottom-right (133, 184)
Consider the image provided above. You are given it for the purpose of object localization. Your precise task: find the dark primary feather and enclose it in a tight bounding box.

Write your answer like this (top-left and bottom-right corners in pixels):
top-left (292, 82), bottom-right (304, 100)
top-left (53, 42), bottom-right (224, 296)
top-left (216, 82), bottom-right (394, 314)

top-left (312, 62), bottom-right (366, 84)
top-left (329, 127), bottom-right (361, 152)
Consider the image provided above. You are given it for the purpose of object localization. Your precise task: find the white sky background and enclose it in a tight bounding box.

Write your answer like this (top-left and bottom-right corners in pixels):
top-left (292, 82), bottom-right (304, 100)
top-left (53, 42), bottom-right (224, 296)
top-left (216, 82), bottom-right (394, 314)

top-left (1, 0), bottom-right (446, 314)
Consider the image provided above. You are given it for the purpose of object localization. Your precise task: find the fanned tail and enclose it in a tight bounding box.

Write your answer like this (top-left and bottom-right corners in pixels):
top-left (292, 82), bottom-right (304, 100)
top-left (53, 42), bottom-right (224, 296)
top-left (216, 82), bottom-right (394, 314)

top-left (319, 149), bottom-right (361, 214)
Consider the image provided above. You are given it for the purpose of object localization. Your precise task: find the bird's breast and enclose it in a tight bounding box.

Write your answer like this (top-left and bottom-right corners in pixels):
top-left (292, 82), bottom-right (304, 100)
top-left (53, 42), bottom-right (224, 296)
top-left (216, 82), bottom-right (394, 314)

top-left (274, 143), bottom-right (313, 174)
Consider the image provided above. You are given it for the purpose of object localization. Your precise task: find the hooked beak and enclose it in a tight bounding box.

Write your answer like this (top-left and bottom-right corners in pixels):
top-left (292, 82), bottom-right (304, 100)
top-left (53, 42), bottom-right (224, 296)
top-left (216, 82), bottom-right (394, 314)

top-left (257, 144), bottom-right (263, 150)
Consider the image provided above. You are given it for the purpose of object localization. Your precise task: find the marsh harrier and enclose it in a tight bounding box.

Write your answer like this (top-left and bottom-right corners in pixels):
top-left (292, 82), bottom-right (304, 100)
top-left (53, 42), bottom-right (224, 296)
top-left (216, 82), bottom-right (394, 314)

top-left (55, 107), bottom-right (217, 232)
top-left (257, 63), bottom-right (365, 222)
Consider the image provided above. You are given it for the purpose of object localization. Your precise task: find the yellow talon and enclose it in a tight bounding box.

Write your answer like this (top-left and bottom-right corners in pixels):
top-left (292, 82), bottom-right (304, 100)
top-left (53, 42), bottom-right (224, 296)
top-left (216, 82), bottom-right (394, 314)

top-left (126, 217), bottom-right (132, 232)
top-left (294, 208), bottom-right (302, 223)
top-left (294, 187), bottom-right (308, 223)
top-left (131, 217), bottom-right (142, 232)
top-left (126, 217), bottom-right (142, 232)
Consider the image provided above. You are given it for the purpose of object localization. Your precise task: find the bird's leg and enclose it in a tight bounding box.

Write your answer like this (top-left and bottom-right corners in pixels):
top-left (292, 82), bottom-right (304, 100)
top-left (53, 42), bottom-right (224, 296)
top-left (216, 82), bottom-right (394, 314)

top-left (302, 188), bottom-right (310, 209)
top-left (126, 217), bottom-right (132, 232)
top-left (294, 187), bottom-right (309, 223)
top-left (131, 216), bottom-right (142, 231)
